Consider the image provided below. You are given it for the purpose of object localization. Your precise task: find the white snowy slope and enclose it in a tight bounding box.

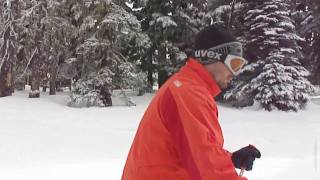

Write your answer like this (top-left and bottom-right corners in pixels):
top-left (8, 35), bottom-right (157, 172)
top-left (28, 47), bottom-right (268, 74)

top-left (0, 90), bottom-right (319, 180)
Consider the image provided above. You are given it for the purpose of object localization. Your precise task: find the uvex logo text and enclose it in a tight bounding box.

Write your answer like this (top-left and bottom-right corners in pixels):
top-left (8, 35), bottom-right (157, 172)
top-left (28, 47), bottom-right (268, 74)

top-left (194, 50), bottom-right (222, 59)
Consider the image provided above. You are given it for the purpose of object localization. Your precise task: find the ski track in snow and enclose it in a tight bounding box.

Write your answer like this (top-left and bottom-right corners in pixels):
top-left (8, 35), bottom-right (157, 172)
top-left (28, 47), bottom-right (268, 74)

top-left (0, 91), bottom-right (319, 180)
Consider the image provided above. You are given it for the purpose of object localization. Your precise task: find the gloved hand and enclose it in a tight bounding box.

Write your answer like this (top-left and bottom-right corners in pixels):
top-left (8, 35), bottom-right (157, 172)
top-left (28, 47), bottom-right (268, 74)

top-left (232, 144), bottom-right (261, 171)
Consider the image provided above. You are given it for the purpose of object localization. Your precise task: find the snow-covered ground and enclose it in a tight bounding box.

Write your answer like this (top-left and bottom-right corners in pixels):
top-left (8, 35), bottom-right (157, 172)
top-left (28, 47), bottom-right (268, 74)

top-left (0, 90), bottom-right (320, 180)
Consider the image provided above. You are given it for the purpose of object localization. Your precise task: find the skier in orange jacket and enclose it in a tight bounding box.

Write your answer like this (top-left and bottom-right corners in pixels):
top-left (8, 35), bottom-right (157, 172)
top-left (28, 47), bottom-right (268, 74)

top-left (122, 25), bottom-right (261, 180)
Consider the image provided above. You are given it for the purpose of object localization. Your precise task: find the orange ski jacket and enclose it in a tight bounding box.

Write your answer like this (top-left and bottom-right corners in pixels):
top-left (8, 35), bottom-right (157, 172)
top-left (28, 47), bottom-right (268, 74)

top-left (122, 58), bottom-right (245, 180)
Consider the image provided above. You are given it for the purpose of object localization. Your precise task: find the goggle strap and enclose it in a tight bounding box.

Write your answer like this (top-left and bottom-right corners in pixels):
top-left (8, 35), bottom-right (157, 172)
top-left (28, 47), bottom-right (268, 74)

top-left (207, 42), bottom-right (243, 57)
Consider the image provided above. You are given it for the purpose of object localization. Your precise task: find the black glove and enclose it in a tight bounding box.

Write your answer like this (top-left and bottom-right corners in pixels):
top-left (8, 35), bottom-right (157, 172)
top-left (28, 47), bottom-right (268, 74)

top-left (231, 145), bottom-right (261, 171)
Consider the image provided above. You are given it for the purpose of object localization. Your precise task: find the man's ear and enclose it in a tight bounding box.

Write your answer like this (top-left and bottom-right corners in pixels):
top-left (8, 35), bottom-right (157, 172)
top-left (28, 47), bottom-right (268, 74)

top-left (204, 62), bottom-right (221, 77)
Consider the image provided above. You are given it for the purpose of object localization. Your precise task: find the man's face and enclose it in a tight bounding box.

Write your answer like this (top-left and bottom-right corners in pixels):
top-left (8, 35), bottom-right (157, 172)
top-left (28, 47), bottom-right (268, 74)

top-left (205, 62), bottom-right (234, 90)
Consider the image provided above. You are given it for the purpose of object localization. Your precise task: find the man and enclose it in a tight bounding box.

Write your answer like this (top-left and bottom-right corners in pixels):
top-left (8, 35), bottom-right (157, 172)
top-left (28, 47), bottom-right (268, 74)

top-left (122, 25), bottom-right (261, 180)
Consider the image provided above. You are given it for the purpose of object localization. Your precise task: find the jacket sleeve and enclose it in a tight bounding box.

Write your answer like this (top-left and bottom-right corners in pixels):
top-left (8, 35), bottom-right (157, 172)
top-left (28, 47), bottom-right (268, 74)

top-left (160, 87), bottom-right (243, 180)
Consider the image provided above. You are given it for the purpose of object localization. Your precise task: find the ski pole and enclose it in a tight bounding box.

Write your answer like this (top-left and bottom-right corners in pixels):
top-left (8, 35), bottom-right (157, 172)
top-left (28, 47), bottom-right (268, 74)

top-left (239, 167), bottom-right (245, 176)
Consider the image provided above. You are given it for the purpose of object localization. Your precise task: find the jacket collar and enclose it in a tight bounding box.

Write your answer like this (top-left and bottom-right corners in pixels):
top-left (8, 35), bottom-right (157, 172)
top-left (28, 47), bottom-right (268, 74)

top-left (181, 58), bottom-right (221, 97)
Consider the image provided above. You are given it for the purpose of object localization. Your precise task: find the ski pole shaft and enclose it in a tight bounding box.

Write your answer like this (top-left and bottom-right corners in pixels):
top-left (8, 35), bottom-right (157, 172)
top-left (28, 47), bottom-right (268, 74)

top-left (239, 167), bottom-right (245, 176)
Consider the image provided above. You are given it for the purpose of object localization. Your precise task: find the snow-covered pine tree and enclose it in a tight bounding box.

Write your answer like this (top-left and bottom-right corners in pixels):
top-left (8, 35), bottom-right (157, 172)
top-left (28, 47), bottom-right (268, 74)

top-left (68, 0), bottom-right (118, 107)
top-left (128, 0), bottom-right (156, 90)
top-left (13, 1), bottom-right (38, 92)
top-left (105, 1), bottom-right (151, 92)
top-left (20, 0), bottom-right (48, 98)
top-left (304, 0), bottom-right (320, 85)
top-left (68, 0), bottom-right (149, 107)
top-left (44, 0), bottom-right (78, 95)
top-left (138, 0), bottom-right (179, 88)
top-left (207, 0), bottom-right (246, 32)
top-left (169, 0), bottom-right (209, 66)
top-left (0, 0), bottom-right (21, 97)
top-left (134, 0), bottom-right (209, 87)
top-left (310, 35), bottom-right (320, 85)
top-left (286, 1), bottom-right (315, 92)
top-left (226, 0), bottom-right (314, 111)
top-left (272, 0), bottom-right (320, 86)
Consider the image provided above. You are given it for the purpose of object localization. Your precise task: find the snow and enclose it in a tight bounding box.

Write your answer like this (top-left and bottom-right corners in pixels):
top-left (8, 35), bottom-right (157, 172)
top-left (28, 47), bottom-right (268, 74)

top-left (254, 15), bottom-right (278, 23)
top-left (157, 16), bottom-right (177, 28)
top-left (263, 5), bottom-right (279, 10)
top-left (264, 29), bottom-right (278, 36)
top-left (247, 9), bottom-right (264, 14)
top-left (273, 11), bottom-right (290, 16)
top-left (150, 13), bottom-right (177, 28)
top-left (211, 5), bottom-right (230, 17)
top-left (263, 40), bottom-right (279, 45)
top-left (280, 48), bottom-right (296, 54)
top-left (278, 22), bottom-right (295, 30)
top-left (0, 90), bottom-right (320, 180)
top-left (250, 22), bottom-right (269, 30)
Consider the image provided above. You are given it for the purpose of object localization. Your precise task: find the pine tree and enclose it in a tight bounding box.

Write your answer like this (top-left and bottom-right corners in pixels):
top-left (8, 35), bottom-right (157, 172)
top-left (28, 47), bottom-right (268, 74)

top-left (0, 0), bottom-right (21, 97)
top-left (226, 0), bottom-right (314, 111)
top-left (13, 1), bottom-right (38, 92)
top-left (288, 0), bottom-right (320, 85)
top-left (19, 0), bottom-right (49, 98)
top-left (208, 0), bottom-right (246, 32)
top-left (135, 0), bottom-right (209, 88)
top-left (305, 0), bottom-right (320, 85)
top-left (44, 0), bottom-right (78, 95)
top-left (68, 0), bottom-right (149, 107)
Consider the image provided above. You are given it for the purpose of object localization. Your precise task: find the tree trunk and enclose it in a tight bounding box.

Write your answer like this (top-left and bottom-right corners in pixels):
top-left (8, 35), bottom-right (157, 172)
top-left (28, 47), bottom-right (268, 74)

top-left (49, 79), bottom-right (56, 95)
top-left (42, 78), bottom-right (48, 92)
top-left (49, 68), bottom-right (57, 95)
top-left (14, 73), bottom-right (27, 91)
top-left (28, 52), bottom-right (40, 97)
top-left (101, 84), bottom-right (112, 106)
top-left (158, 69), bottom-right (169, 88)
top-left (0, 10), bottom-right (15, 97)
top-left (42, 84), bottom-right (47, 92)
top-left (0, 61), bottom-right (13, 97)
top-left (15, 79), bottom-right (25, 91)
top-left (158, 46), bottom-right (169, 88)
top-left (227, 0), bottom-right (238, 30)
top-left (147, 57), bottom-right (154, 92)
top-left (29, 74), bottom-right (40, 98)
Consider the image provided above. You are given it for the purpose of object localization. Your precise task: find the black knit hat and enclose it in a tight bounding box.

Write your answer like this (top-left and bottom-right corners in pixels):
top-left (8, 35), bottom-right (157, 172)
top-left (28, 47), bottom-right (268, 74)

top-left (193, 25), bottom-right (243, 65)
